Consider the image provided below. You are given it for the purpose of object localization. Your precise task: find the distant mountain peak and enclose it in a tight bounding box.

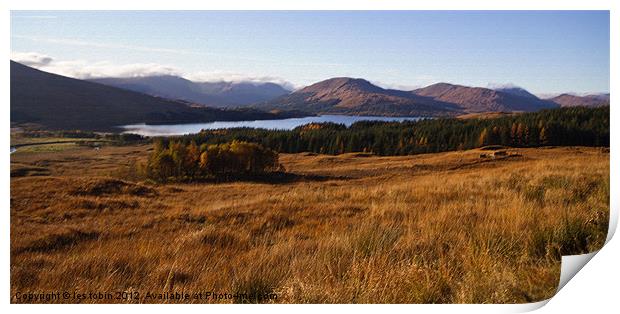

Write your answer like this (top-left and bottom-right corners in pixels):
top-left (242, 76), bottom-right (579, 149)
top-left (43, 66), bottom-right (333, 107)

top-left (412, 82), bottom-right (557, 113)
top-left (89, 75), bottom-right (291, 107)
top-left (424, 82), bottom-right (461, 88)
top-left (302, 77), bottom-right (376, 89)
top-left (493, 86), bottom-right (539, 99)
top-left (549, 93), bottom-right (609, 108)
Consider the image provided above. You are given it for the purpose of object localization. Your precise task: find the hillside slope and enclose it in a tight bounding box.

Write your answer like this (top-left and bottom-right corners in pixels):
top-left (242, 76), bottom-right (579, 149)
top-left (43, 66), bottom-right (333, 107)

top-left (10, 61), bottom-right (293, 131)
top-left (412, 83), bottom-right (558, 113)
top-left (90, 76), bottom-right (290, 107)
top-left (549, 93), bottom-right (610, 108)
top-left (257, 77), bottom-right (460, 116)
top-left (259, 78), bottom-right (560, 116)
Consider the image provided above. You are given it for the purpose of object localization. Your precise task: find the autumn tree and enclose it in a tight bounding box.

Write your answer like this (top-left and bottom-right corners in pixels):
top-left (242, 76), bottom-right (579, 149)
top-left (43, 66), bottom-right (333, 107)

top-left (478, 128), bottom-right (489, 147)
top-left (539, 127), bottom-right (549, 145)
top-left (145, 140), bottom-right (281, 181)
top-left (185, 141), bottom-right (200, 178)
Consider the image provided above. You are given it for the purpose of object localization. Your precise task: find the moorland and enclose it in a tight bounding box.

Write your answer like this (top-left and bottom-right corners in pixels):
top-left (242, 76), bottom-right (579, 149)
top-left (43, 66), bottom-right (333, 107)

top-left (10, 138), bottom-right (609, 303)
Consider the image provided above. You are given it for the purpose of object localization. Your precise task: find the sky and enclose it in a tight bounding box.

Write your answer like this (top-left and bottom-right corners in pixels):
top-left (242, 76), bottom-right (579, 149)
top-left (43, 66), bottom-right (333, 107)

top-left (10, 10), bottom-right (610, 95)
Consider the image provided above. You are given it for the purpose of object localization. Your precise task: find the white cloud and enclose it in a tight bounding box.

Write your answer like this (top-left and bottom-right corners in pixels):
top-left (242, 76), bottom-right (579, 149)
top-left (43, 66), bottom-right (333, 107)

top-left (535, 93), bottom-right (562, 99)
top-left (11, 52), bottom-right (180, 78)
top-left (10, 51), bottom-right (295, 90)
top-left (372, 80), bottom-right (421, 91)
top-left (47, 61), bottom-right (181, 79)
top-left (10, 52), bottom-right (53, 67)
top-left (486, 82), bottom-right (522, 90)
top-left (187, 71), bottom-right (297, 90)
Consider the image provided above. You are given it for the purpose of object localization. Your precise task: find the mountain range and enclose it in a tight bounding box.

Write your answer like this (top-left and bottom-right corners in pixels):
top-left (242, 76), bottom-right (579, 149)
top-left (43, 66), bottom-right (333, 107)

top-left (548, 93), bottom-right (610, 108)
top-left (87, 75), bottom-right (610, 115)
top-left (411, 83), bottom-right (559, 113)
top-left (10, 61), bottom-right (297, 131)
top-left (89, 76), bottom-right (290, 107)
top-left (10, 60), bottom-right (610, 131)
top-left (255, 78), bottom-right (563, 115)
top-left (253, 77), bottom-right (462, 116)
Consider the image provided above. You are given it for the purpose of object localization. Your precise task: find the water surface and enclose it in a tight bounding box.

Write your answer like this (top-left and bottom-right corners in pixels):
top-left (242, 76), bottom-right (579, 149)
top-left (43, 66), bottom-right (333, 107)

top-left (121, 115), bottom-right (423, 137)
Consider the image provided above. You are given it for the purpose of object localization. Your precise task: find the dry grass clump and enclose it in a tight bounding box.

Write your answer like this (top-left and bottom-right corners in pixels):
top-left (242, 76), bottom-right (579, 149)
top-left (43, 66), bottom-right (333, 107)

top-left (71, 178), bottom-right (156, 197)
top-left (10, 165), bottom-right (50, 177)
top-left (199, 226), bottom-right (250, 249)
top-left (10, 145), bottom-right (609, 303)
top-left (15, 228), bottom-right (100, 254)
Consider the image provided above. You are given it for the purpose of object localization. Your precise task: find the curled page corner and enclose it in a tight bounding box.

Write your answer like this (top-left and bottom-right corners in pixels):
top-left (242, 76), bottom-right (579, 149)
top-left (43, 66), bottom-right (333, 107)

top-left (519, 203), bottom-right (616, 311)
top-left (553, 200), bottom-right (617, 294)
top-left (508, 251), bottom-right (601, 313)
top-left (506, 299), bottom-right (551, 313)
top-left (605, 203), bottom-right (618, 244)
top-left (557, 251), bottom-right (599, 292)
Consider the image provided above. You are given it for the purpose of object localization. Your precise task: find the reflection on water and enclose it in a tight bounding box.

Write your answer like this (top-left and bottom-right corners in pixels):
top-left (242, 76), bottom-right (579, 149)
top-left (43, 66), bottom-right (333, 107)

top-left (120, 115), bottom-right (424, 137)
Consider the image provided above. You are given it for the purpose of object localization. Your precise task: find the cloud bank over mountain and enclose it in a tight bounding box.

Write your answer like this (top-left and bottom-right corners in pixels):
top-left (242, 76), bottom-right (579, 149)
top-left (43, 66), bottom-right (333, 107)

top-left (10, 51), bottom-right (295, 90)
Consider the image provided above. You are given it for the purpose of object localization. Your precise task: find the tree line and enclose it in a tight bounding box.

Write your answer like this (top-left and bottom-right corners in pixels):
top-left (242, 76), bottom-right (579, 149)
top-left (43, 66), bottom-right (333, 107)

top-left (18, 129), bottom-right (147, 145)
top-left (162, 106), bottom-right (608, 156)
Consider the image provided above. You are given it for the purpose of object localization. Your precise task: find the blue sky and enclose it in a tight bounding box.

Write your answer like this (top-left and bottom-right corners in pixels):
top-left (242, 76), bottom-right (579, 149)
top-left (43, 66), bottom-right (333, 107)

top-left (10, 10), bottom-right (609, 94)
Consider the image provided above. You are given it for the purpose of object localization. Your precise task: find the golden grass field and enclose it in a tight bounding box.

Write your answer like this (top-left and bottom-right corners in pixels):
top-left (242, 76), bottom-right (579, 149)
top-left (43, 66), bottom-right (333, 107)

top-left (10, 143), bottom-right (609, 303)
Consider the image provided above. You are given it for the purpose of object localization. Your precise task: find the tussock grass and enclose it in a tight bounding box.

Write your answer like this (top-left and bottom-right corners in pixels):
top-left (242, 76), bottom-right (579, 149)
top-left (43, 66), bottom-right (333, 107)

top-left (15, 228), bottom-right (100, 253)
top-left (10, 165), bottom-right (50, 177)
top-left (71, 178), bottom-right (156, 197)
top-left (10, 145), bottom-right (609, 303)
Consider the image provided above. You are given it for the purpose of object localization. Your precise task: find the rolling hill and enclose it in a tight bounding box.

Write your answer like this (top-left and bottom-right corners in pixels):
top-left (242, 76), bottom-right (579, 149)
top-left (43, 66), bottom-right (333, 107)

top-left (90, 76), bottom-right (291, 107)
top-left (493, 86), bottom-right (540, 100)
top-left (412, 83), bottom-right (559, 113)
top-left (10, 61), bottom-right (296, 131)
top-left (257, 79), bottom-right (561, 116)
top-left (255, 77), bottom-right (461, 116)
top-left (549, 93), bottom-right (610, 108)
